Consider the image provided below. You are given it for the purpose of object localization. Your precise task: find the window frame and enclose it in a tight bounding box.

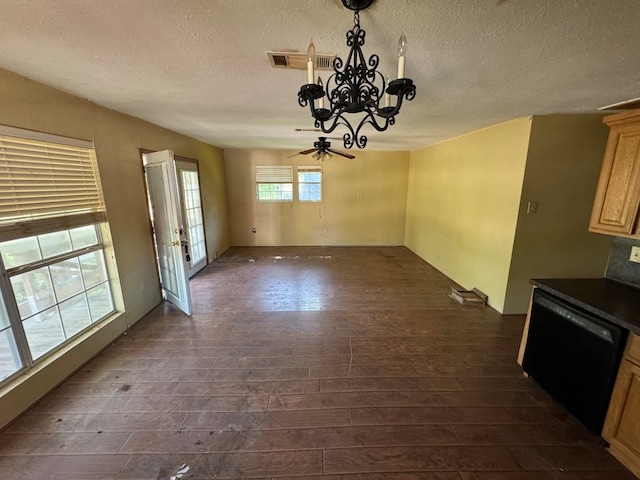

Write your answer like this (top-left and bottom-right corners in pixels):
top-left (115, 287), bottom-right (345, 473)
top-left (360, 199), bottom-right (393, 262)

top-left (256, 165), bottom-right (294, 202)
top-left (0, 260), bottom-right (27, 380)
top-left (297, 166), bottom-right (322, 202)
top-left (0, 125), bottom-right (115, 386)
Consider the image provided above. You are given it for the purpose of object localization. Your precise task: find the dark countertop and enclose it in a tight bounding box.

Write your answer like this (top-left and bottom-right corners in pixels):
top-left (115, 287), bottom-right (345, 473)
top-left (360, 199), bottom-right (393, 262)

top-left (531, 278), bottom-right (640, 335)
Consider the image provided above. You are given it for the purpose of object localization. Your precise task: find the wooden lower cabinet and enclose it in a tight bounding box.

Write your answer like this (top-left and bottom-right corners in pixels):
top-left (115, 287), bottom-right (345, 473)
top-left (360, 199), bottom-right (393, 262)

top-left (603, 335), bottom-right (640, 478)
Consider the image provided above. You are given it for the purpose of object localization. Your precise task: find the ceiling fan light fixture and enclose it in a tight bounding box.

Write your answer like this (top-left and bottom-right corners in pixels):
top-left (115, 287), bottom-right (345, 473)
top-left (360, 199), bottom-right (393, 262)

top-left (312, 149), bottom-right (332, 162)
top-left (291, 137), bottom-right (355, 161)
top-left (297, 0), bottom-right (416, 149)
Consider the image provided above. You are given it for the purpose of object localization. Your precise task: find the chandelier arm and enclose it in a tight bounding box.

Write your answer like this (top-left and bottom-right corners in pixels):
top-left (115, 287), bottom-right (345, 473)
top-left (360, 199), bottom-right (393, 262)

top-left (357, 108), bottom-right (392, 134)
top-left (314, 112), bottom-right (359, 149)
top-left (371, 79), bottom-right (416, 118)
top-left (327, 114), bottom-right (357, 138)
top-left (314, 117), bottom-right (339, 135)
top-left (314, 113), bottom-right (353, 140)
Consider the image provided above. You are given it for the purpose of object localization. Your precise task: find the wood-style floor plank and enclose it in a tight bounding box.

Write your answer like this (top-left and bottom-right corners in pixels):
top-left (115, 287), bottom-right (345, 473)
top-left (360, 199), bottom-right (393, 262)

top-left (0, 246), bottom-right (634, 479)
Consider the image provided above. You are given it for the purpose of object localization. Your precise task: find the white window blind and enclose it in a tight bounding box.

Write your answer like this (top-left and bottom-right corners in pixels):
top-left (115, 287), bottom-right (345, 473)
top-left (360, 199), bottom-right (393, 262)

top-left (0, 126), bottom-right (106, 241)
top-left (255, 166), bottom-right (293, 183)
top-left (298, 166), bottom-right (322, 174)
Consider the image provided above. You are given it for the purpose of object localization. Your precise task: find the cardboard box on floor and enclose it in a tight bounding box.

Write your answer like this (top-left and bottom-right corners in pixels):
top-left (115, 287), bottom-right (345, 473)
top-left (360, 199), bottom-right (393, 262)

top-left (449, 287), bottom-right (488, 306)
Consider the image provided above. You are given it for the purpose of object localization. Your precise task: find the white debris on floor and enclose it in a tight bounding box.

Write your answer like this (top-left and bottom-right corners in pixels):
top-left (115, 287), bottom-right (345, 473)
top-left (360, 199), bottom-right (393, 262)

top-left (169, 463), bottom-right (190, 480)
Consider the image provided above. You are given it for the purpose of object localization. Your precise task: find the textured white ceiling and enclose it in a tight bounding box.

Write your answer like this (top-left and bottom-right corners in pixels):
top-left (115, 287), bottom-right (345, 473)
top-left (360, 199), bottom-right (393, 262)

top-left (0, 0), bottom-right (639, 151)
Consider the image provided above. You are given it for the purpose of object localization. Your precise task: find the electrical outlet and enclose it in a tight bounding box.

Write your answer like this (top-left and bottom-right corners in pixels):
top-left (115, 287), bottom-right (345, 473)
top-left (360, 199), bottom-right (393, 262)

top-left (630, 246), bottom-right (640, 264)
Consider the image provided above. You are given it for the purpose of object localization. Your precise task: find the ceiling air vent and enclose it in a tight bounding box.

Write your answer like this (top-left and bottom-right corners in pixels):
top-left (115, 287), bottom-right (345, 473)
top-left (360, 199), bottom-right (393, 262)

top-left (316, 55), bottom-right (333, 70)
top-left (266, 51), bottom-right (335, 71)
top-left (271, 55), bottom-right (289, 67)
top-left (599, 97), bottom-right (640, 111)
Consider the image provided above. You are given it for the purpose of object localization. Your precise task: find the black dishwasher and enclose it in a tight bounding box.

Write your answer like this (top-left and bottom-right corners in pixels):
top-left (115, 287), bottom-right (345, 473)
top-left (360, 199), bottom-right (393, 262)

top-left (522, 289), bottom-right (628, 435)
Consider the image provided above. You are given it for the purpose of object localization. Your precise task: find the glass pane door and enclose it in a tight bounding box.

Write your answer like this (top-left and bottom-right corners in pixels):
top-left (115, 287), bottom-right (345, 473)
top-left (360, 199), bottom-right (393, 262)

top-left (142, 151), bottom-right (192, 316)
top-left (176, 160), bottom-right (207, 278)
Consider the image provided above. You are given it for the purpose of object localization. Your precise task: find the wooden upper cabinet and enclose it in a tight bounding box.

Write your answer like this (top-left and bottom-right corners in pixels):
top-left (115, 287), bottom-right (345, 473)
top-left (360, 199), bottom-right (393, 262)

top-left (590, 109), bottom-right (640, 237)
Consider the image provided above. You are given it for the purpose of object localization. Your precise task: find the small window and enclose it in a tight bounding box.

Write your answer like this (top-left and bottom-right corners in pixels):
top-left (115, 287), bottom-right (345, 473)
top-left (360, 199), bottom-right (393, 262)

top-left (298, 166), bottom-right (322, 202)
top-left (256, 166), bottom-right (293, 202)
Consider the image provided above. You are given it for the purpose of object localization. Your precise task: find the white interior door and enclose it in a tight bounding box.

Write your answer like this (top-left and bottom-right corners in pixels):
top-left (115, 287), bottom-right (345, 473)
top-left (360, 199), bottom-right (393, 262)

top-left (142, 150), bottom-right (192, 316)
top-left (175, 160), bottom-right (207, 278)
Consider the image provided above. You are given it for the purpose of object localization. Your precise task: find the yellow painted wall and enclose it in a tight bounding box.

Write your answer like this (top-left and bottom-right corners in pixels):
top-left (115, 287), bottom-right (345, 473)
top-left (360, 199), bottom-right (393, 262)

top-left (503, 115), bottom-right (612, 313)
top-left (224, 149), bottom-right (410, 246)
top-left (0, 68), bottom-right (230, 428)
top-left (405, 118), bottom-right (533, 312)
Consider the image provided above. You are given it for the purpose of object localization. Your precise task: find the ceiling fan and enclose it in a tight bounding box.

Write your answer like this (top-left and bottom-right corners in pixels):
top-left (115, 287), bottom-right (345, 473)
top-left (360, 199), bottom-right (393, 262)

top-left (288, 136), bottom-right (356, 161)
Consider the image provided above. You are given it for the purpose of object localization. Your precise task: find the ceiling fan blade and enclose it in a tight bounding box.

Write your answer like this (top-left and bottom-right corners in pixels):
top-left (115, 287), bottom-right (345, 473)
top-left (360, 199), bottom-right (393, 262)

top-left (327, 148), bottom-right (355, 159)
top-left (288, 148), bottom-right (317, 158)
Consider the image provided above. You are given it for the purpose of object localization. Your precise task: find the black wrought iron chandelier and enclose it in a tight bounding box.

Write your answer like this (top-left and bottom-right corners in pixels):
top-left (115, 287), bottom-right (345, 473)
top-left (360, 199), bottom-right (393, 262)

top-left (297, 0), bottom-right (416, 149)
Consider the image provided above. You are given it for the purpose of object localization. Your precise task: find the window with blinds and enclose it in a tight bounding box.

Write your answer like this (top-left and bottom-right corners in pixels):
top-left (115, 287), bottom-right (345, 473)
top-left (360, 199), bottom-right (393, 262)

top-left (256, 165), bottom-right (293, 202)
top-left (298, 166), bottom-right (322, 202)
top-left (0, 125), bottom-right (114, 384)
top-left (0, 125), bottom-right (106, 242)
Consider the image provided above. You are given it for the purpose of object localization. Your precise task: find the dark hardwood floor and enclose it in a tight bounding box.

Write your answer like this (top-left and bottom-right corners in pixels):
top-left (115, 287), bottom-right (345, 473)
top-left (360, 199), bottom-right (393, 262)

top-left (0, 246), bottom-right (635, 479)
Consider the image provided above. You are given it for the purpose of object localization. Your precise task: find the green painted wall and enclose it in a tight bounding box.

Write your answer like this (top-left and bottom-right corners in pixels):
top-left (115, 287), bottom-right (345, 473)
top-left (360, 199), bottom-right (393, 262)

top-left (503, 115), bottom-right (612, 313)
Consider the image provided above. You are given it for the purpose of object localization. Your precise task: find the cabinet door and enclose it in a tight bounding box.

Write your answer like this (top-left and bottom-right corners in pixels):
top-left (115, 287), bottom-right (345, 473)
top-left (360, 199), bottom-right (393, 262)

top-left (589, 123), bottom-right (640, 236)
top-left (602, 359), bottom-right (640, 478)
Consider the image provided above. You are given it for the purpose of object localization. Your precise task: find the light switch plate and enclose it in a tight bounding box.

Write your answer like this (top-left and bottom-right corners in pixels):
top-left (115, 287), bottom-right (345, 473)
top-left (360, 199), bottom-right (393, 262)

top-left (630, 246), bottom-right (640, 263)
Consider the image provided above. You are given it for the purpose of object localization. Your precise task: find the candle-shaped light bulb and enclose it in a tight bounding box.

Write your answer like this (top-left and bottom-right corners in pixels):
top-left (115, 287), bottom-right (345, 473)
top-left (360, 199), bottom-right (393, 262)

top-left (317, 76), bottom-right (325, 109)
top-left (307, 39), bottom-right (316, 84)
top-left (397, 34), bottom-right (408, 57)
top-left (397, 34), bottom-right (407, 79)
